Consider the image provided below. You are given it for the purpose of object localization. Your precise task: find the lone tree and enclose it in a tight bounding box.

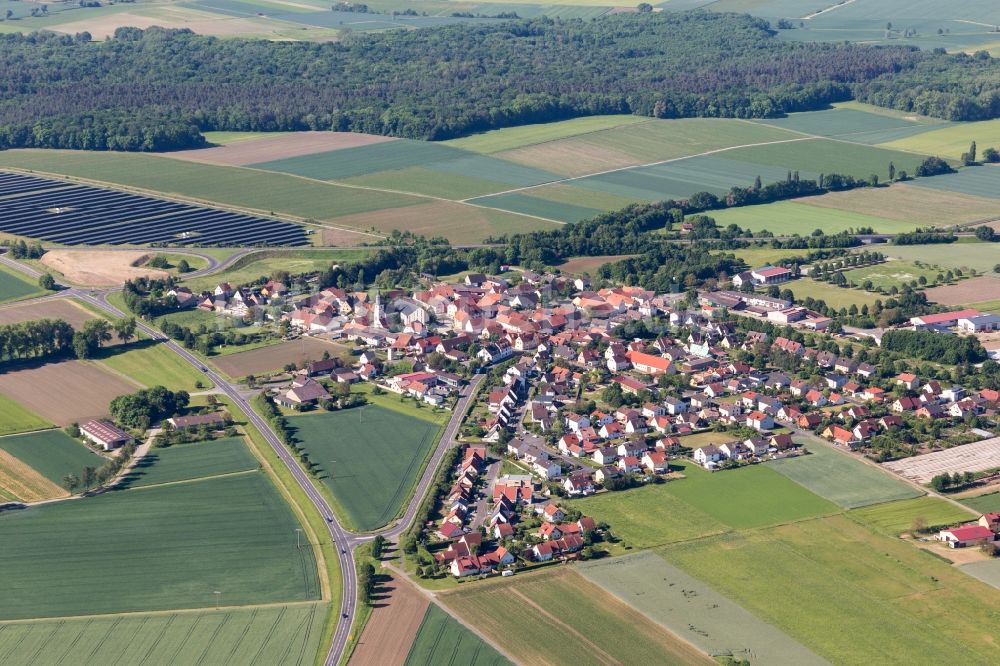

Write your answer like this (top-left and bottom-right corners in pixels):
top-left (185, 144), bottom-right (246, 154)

top-left (888, 161), bottom-right (895, 181)
top-left (38, 273), bottom-right (56, 290)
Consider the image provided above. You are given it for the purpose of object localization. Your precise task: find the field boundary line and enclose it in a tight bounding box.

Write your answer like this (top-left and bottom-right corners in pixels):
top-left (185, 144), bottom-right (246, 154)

top-left (458, 135), bottom-right (818, 201)
top-left (0, 600), bottom-right (327, 626)
top-left (476, 116), bottom-right (659, 154)
top-left (122, 467), bottom-right (260, 492)
top-left (508, 586), bottom-right (619, 665)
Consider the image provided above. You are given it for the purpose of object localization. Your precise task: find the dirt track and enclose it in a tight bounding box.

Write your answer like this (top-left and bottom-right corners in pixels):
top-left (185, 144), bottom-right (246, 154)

top-left (349, 572), bottom-right (429, 666)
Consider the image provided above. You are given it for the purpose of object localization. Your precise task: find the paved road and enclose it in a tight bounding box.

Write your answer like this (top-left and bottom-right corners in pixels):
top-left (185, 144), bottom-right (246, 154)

top-left (64, 284), bottom-right (483, 665)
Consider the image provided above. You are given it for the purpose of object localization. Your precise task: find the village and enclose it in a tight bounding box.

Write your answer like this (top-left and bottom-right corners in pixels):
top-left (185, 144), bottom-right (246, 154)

top-left (132, 262), bottom-right (1000, 580)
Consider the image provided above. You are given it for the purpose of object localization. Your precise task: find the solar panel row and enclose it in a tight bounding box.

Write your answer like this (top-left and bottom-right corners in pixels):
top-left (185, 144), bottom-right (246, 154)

top-left (0, 172), bottom-right (309, 247)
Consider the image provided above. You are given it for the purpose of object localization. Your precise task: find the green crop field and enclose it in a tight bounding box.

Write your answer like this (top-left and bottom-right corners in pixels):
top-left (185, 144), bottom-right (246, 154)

top-left (842, 260), bottom-right (945, 290)
top-left (467, 192), bottom-right (602, 223)
top-left (881, 242), bottom-right (1000, 274)
top-left (0, 602), bottom-right (327, 665)
top-left (706, 200), bottom-right (917, 235)
top-left (122, 437), bottom-right (260, 489)
top-left (716, 246), bottom-right (819, 268)
top-left (252, 140), bottom-right (468, 180)
top-left (443, 115), bottom-right (646, 154)
top-left (960, 492), bottom-right (1000, 514)
top-left (660, 513), bottom-right (1000, 665)
top-left (785, 278), bottom-right (882, 310)
top-left (881, 118), bottom-right (1000, 158)
top-left (443, 569), bottom-right (712, 666)
top-left (0, 471), bottom-right (319, 619)
top-left (579, 551), bottom-right (826, 666)
top-left (753, 106), bottom-right (946, 141)
top-left (0, 150), bottom-right (425, 224)
top-left (288, 405), bottom-right (442, 531)
top-left (97, 341), bottom-right (210, 392)
top-left (345, 167), bottom-right (516, 200)
top-left (0, 265), bottom-right (42, 304)
top-left (0, 429), bottom-right (104, 487)
top-left (910, 165), bottom-right (1000, 200)
top-left (406, 604), bottom-right (510, 666)
top-left (662, 461), bottom-right (837, 529)
top-left (767, 438), bottom-right (922, 509)
top-left (723, 138), bottom-right (933, 179)
top-left (0, 395), bottom-right (49, 436)
top-left (849, 496), bottom-right (974, 535)
top-left (959, 560), bottom-right (1000, 591)
top-left (203, 130), bottom-right (292, 145)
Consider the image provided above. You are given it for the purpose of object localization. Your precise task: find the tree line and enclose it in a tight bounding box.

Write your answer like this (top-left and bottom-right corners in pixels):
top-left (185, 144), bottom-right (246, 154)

top-left (109, 386), bottom-right (190, 430)
top-left (0, 316), bottom-right (136, 363)
top-left (881, 329), bottom-right (987, 364)
top-left (0, 12), bottom-right (994, 151)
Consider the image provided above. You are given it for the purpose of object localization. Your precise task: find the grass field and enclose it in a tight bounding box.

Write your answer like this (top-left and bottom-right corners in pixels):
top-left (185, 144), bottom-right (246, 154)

top-left (443, 115), bottom-right (646, 154)
top-left (881, 118), bottom-right (1000, 159)
top-left (573, 460), bottom-right (835, 548)
top-left (203, 130), bottom-right (291, 144)
top-left (768, 438), bottom-right (923, 509)
top-left (442, 568), bottom-right (712, 666)
top-left (786, 277), bottom-right (881, 310)
top-left (0, 470), bottom-right (319, 619)
top-left (661, 513), bottom-right (1000, 665)
top-left (716, 246), bottom-right (818, 267)
top-left (97, 341), bottom-right (210, 392)
top-left (842, 260), bottom-right (944, 290)
top-left (288, 405), bottom-right (442, 531)
top-left (0, 264), bottom-right (43, 304)
top-left (579, 551), bottom-right (826, 666)
top-left (798, 183), bottom-right (1000, 226)
top-left (707, 199), bottom-right (917, 235)
top-left (960, 492), bottom-right (1000, 514)
top-left (405, 604), bottom-right (509, 666)
top-left (849, 496), bottom-right (974, 535)
top-left (181, 248), bottom-right (373, 292)
top-left (556, 255), bottom-right (636, 275)
top-left (0, 429), bottom-right (104, 489)
top-left (0, 602), bottom-right (327, 665)
top-left (882, 242), bottom-right (1000, 274)
top-left (0, 394), bottom-right (49, 436)
top-left (122, 437), bottom-right (260, 489)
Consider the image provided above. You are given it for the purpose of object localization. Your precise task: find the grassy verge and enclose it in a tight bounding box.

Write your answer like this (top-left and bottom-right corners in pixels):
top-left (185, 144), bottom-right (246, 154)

top-left (215, 395), bottom-right (340, 665)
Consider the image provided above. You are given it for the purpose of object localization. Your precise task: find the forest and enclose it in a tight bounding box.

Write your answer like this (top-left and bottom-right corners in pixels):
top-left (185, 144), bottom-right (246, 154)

top-left (0, 11), bottom-right (995, 150)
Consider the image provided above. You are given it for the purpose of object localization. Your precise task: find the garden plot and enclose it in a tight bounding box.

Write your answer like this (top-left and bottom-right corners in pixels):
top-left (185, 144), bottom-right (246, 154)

top-left (882, 436), bottom-right (1000, 484)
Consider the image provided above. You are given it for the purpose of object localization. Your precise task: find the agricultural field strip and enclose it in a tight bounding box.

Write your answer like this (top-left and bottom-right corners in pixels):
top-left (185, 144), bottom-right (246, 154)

top-left (882, 436), bottom-right (1000, 484)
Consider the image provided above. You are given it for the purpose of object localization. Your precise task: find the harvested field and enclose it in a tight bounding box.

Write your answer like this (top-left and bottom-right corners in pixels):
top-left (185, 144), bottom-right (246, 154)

top-left (0, 298), bottom-right (104, 329)
top-left (797, 183), bottom-right (1000, 226)
top-left (320, 200), bottom-right (556, 245)
top-left (170, 131), bottom-right (397, 166)
top-left (557, 255), bottom-right (636, 275)
top-left (40, 249), bottom-right (168, 287)
top-left (0, 448), bottom-right (66, 502)
top-left (442, 568), bottom-right (713, 666)
top-left (882, 437), bottom-right (1000, 484)
top-left (923, 277), bottom-right (1000, 306)
top-left (209, 336), bottom-right (347, 378)
top-left (350, 573), bottom-right (429, 666)
top-left (0, 359), bottom-right (137, 426)
top-left (579, 551), bottom-right (826, 666)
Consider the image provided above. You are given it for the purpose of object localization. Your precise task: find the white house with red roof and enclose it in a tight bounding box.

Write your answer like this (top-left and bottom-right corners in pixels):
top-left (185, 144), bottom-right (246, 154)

top-left (937, 525), bottom-right (995, 548)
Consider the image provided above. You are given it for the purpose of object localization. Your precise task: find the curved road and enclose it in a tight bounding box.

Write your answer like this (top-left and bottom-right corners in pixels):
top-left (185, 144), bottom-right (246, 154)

top-left (71, 286), bottom-right (482, 665)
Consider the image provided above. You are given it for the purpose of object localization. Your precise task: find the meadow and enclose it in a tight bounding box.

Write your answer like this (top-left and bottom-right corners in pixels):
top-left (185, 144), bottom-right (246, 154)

top-left (579, 551), bottom-right (826, 666)
top-left (706, 199), bottom-right (915, 235)
top-left (882, 118), bottom-right (1000, 158)
top-left (572, 461), bottom-right (836, 548)
top-left (960, 492), bottom-right (1000, 514)
top-left (882, 242), bottom-right (1000, 274)
top-left (717, 246), bottom-right (819, 267)
top-left (121, 437), bottom-right (259, 488)
top-left (0, 394), bottom-right (49, 436)
top-left (842, 260), bottom-right (946, 291)
top-left (0, 602), bottom-right (327, 666)
top-left (0, 428), bottom-right (104, 489)
top-left (0, 471), bottom-right (319, 619)
top-left (0, 264), bottom-right (43, 304)
top-left (405, 604), bottom-right (509, 666)
top-left (767, 438), bottom-right (922, 509)
top-left (442, 569), bottom-right (711, 666)
top-left (849, 496), bottom-right (974, 535)
top-left (288, 404), bottom-right (442, 531)
top-left (180, 248), bottom-right (374, 292)
top-left (798, 182), bottom-right (1000, 226)
top-left (784, 278), bottom-right (881, 310)
top-left (661, 513), bottom-right (1000, 665)
top-left (97, 340), bottom-right (210, 392)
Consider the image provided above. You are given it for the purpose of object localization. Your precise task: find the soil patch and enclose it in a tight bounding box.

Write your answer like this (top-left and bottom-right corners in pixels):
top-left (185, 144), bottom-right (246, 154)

top-left (0, 299), bottom-right (105, 329)
top-left (349, 572), bottom-right (429, 666)
top-left (209, 337), bottom-right (348, 378)
top-left (171, 132), bottom-right (397, 167)
top-left (923, 277), bottom-right (1000, 307)
top-left (0, 360), bottom-right (137, 426)
top-left (41, 250), bottom-right (168, 287)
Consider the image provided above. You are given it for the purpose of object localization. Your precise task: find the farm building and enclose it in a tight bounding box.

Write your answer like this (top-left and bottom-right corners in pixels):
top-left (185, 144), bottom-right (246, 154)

top-left (937, 525), bottom-right (995, 548)
top-left (957, 314), bottom-right (1000, 333)
top-left (80, 420), bottom-right (133, 451)
top-left (910, 309), bottom-right (981, 330)
top-left (750, 266), bottom-right (792, 285)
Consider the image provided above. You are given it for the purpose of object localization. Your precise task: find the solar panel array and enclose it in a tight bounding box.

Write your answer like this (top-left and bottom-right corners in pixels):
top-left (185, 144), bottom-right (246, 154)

top-left (0, 172), bottom-right (309, 247)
